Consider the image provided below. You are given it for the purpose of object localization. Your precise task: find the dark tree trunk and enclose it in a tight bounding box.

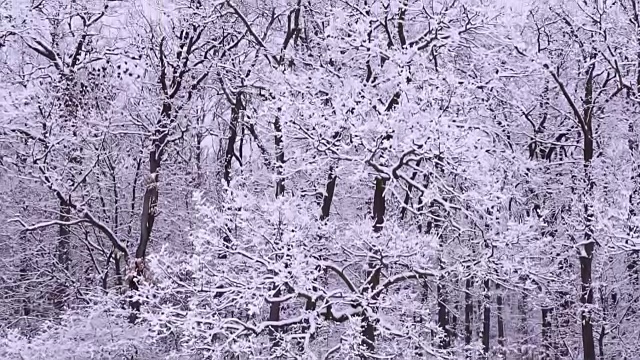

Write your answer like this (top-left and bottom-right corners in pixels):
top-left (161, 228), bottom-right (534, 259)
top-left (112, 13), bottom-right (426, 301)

top-left (305, 167), bottom-right (337, 316)
top-left (452, 306), bottom-right (458, 346)
top-left (114, 253), bottom-right (123, 286)
top-left (626, 120), bottom-right (640, 351)
top-left (372, 177), bottom-right (386, 232)
top-left (597, 288), bottom-right (609, 360)
top-left (57, 199), bottom-right (71, 270)
top-left (135, 101), bottom-right (169, 261)
top-left (128, 100), bottom-right (172, 323)
top-left (628, 250), bottom-right (640, 285)
top-left (400, 158), bottom-right (422, 220)
top-left (580, 65), bottom-right (595, 360)
top-left (549, 52), bottom-right (597, 360)
top-left (464, 277), bottom-right (473, 347)
top-left (320, 167), bottom-right (337, 221)
top-left (542, 306), bottom-right (553, 359)
top-left (361, 267), bottom-right (381, 358)
top-left (427, 162), bottom-right (450, 350)
top-left (519, 287), bottom-right (529, 344)
top-left (54, 198), bottom-right (71, 311)
top-left (224, 94), bottom-right (242, 186)
top-left (274, 115), bottom-right (285, 197)
top-left (108, 160), bottom-right (123, 287)
top-left (359, 177), bottom-right (386, 358)
top-left (219, 93), bottom-right (244, 259)
top-left (268, 288), bottom-right (282, 352)
top-left (268, 112), bottom-right (286, 353)
top-left (451, 275), bottom-right (459, 345)
top-left (482, 279), bottom-right (490, 358)
top-left (628, 121), bottom-right (640, 286)
top-left (19, 261), bottom-right (31, 316)
top-left (580, 241), bottom-right (596, 360)
top-left (437, 277), bottom-right (451, 349)
top-left (194, 114), bottom-right (204, 189)
top-left (496, 283), bottom-right (505, 350)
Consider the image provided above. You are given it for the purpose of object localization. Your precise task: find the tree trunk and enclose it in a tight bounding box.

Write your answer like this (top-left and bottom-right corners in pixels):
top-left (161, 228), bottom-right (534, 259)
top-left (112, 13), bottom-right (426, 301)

top-left (372, 177), bottom-right (386, 232)
top-left (628, 121), bottom-right (640, 286)
top-left (304, 167), bottom-right (337, 321)
top-left (437, 275), bottom-right (451, 349)
top-left (550, 52), bottom-right (597, 360)
top-left (359, 176), bottom-right (386, 358)
top-left (482, 279), bottom-right (491, 358)
top-left (320, 167), bottom-right (337, 221)
top-left (220, 93), bottom-right (243, 259)
top-left (451, 275), bottom-right (459, 345)
top-left (274, 115), bottom-right (284, 198)
top-left (542, 306), bottom-right (553, 359)
top-left (464, 277), bottom-right (473, 347)
top-left (114, 253), bottom-right (123, 286)
top-left (597, 288), bottom-right (610, 360)
top-left (268, 112), bottom-right (286, 353)
top-left (57, 199), bottom-right (71, 269)
top-left (580, 67), bottom-right (595, 360)
top-left (268, 288), bottom-right (282, 352)
top-left (400, 158), bottom-right (422, 220)
top-left (54, 198), bottom-right (71, 311)
top-left (519, 286), bottom-right (529, 346)
top-left (128, 101), bottom-right (171, 323)
top-left (224, 94), bottom-right (242, 186)
top-left (496, 283), bottom-right (505, 351)
top-left (361, 267), bottom-right (381, 358)
top-left (580, 240), bottom-right (596, 360)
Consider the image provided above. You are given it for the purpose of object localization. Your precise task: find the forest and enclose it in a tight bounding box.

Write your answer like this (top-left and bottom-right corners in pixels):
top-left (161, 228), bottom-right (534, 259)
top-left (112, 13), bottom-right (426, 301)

top-left (1, 0), bottom-right (639, 359)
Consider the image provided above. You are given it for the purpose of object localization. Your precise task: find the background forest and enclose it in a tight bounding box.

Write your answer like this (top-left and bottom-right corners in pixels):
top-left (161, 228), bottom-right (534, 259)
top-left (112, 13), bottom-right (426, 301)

top-left (1, 0), bottom-right (639, 359)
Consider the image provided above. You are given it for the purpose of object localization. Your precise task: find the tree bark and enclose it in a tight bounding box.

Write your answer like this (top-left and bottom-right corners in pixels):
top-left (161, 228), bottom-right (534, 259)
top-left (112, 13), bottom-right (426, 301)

top-left (274, 115), bottom-right (284, 198)
top-left (304, 167), bottom-right (337, 317)
top-left (268, 288), bottom-right (282, 352)
top-left (547, 54), bottom-right (597, 360)
top-left (400, 158), bottom-right (422, 220)
top-left (359, 176), bottom-right (386, 358)
top-left (372, 177), bottom-right (386, 233)
top-left (579, 61), bottom-right (596, 360)
top-left (320, 167), bottom-right (337, 221)
top-left (361, 267), bottom-right (381, 358)
top-left (54, 197), bottom-right (71, 311)
top-left (542, 306), bottom-right (553, 359)
top-left (57, 199), bottom-right (71, 270)
top-left (580, 240), bottom-right (596, 360)
top-left (482, 279), bottom-right (490, 358)
top-left (219, 93), bottom-right (244, 259)
top-left (128, 102), bottom-right (169, 322)
top-left (224, 94), bottom-right (242, 186)
top-left (437, 275), bottom-right (451, 349)
top-left (496, 283), bottom-right (505, 350)
top-left (464, 277), bottom-right (473, 347)
top-left (268, 112), bottom-right (286, 353)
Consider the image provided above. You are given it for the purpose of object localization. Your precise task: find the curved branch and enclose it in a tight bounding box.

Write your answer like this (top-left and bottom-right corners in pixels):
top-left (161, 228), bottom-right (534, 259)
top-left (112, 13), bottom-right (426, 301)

top-left (371, 269), bottom-right (436, 300)
top-left (9, 212), bottom-right (129, 258)
top-left (320, 261), bottom-right (357, 292)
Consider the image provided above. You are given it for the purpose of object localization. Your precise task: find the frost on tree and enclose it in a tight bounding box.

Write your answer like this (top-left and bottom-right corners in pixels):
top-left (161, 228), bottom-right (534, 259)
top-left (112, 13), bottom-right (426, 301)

top-left (1, 0), bottom-right (640, 359)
